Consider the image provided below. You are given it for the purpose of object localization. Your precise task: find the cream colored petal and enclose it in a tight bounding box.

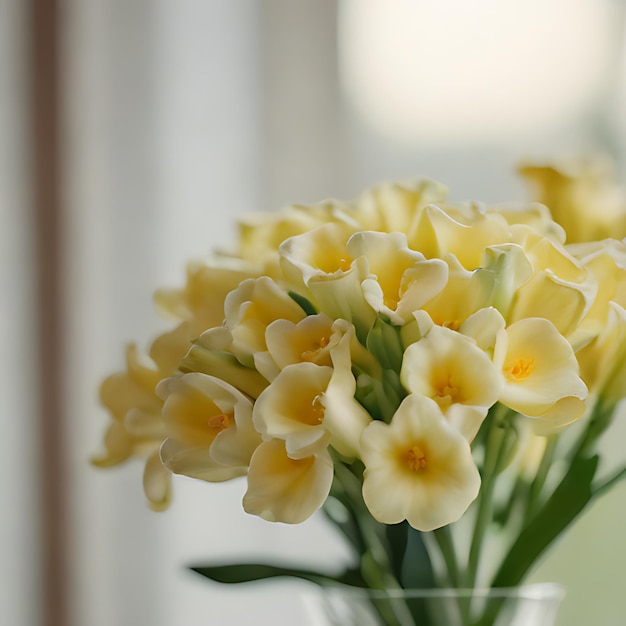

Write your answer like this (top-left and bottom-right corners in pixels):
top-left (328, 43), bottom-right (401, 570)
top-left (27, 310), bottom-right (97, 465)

top-left (252, 362), bottom-right (333, 459)
top-left (400, 325), bottom-right (502, 439)
top-left (495, 318), bottom-right (587, 416)
top-left (157, 372), bottom-right (260, 476)
top-left (352, 178), bottom-right (448, 233)
top-left (349, 230), bottom-right (448, 325)
top-left (421, 256), bottom-right (487, 331)
top-left (264, 313), bottom-right (336, 370)
top-left (91, 420), bottom-right (134, 467)
top-left (361, 395), bottom-right (480, 531)
top-left (143, 450), bottom-right (172, 511)
top-left (526, 396), bottom-right (587, 435)
top-left (459, 307), bottom-right (506, 356)
top-left (179, 343), bottom-right (269, 399)
top-left (159, 438), bottom-right (245, 482)
top-left (224, 276), bottom-right (306, 363)
top-left (409, 203), bottom-right (510, 270)
top-left (323, 327), bottom-right (373, 457)
top-left (243, 440), bottom-right (333, 524)
top-left (509, 270), bottom-right (592, 337)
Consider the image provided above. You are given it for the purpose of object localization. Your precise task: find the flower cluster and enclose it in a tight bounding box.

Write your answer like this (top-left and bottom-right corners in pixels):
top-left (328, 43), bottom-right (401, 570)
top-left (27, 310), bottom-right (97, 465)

top-left (95, 167), bottom-right (626, 546)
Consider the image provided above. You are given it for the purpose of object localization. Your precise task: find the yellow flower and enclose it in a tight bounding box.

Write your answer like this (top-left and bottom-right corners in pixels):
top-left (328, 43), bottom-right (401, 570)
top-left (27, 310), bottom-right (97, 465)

top-left (243, 439), bottom-right (334, 524)
top-left (420, 255), bottom-right (490, 331)
top-left (252, 362), bottom-right (333, 459)
top-left (486, 201), bottom-right (566, 243)
top-left (520, 159), bottom-right (626, 243)
top-left (352, 178), bottom-right (448, 233)
top-left (280, 223), bottom-right (374, 338)
top-left (361, 394), bottom-right (481, 532)
top-left (569, 238), bottom-right (626, 335)
top-left (408, 203), bottom-right (511, 270)
top-left (576, 303), bottom-right (626, 406)
top-left (253, 346), bottom-right (371, 459)
top-left (223, 276), bottom-right (306, 366)
top-left (507, 226), bottom-right (596, 337)
top-left (400, 323), bottom-right (502, 441)
top-left (494, 318), bottom-right (588, 430)
top-left (238, 201), bottom-right (358, 277)
top-left (153, 256), bottom-right (258, 334)
top-left (157, 372), bottom-right (261, 482)
top-left (256, 313), bottom-right (336, 381)
top-left (257, 315), bottom-right (378, 383)
top-left (347, 231), bottom-right (448, 325)
top-left (94, 343), bottom-right (171, 511)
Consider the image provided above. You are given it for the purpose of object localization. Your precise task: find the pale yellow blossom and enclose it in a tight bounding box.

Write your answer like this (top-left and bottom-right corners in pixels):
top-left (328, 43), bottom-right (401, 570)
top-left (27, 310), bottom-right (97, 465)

top-left (157, 372), bottom-right (261, 482)
top-left (223, 276), bottom-right (306, 366)
top-left (252, 362), bottom-right (333, 459)
top-left (255, 313), bottom-right (336, 381)
top-left (347, 231), bottom-right (448, 325)
top-left (576, 303), bottom-right (626, 406)
top-left (94, 343), bottom-right (171, 510)
top-left (568, 238), bottom-right (626, 335)
top-left (154, 256), bottom-right (257, 333)
top-left (243, 439), bottom-right (334, 524)
top-left (408, 203), bottom-right (511, 270)
top-left (400, 323), bottom-right (502, 441)
top-left (520, 159), bottom-right (626, 243)
top-left (494, 318), bottom-right (587, 430)
top-left (361, 394), bottom-right (481, 531)
top-left (279, 223), bottom-right (374, 337)
top-left (239, 201), bottom-right (359, 277)
top-left (253, 343), bottom-right (371, 460)
top-left (352, 178), bottom-right (448, 233)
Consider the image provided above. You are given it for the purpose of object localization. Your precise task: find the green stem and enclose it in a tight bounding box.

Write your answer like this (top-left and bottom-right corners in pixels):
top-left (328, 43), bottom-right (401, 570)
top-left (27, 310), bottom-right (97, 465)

top-left (524, 434), bottom-right (557, 524)
top-left (432, 526), bottom-right (459, 587)
top-left (465, 410), bottom-right (515, 588)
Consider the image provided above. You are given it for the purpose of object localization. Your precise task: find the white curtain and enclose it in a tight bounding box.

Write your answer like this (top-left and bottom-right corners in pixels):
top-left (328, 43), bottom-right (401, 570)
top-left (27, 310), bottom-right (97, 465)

top-left (65, 2), bottom-right (348, 626)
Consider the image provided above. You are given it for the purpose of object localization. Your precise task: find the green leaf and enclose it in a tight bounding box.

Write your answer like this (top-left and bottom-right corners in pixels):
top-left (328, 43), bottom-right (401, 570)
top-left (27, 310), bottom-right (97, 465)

top-left (190, 562), bottom-right (365, 588)
top-left (288, 291), bottom-right (317, 316)
top-left (491, 454), bottom-right (599, 588)
top-left (385, 522), bottom-right (408, 582)
top-left (401, 527), bottom-right (436, 590)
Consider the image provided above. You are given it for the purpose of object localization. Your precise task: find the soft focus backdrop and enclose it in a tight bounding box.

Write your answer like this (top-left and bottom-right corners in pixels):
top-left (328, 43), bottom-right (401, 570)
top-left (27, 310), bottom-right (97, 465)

top-left (3, 1), bottom-right (626, 625)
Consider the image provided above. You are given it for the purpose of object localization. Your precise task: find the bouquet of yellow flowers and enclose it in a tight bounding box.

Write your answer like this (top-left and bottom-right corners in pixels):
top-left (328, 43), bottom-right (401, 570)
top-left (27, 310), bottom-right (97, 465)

top-left (95, 162), bottom-right (625, 625)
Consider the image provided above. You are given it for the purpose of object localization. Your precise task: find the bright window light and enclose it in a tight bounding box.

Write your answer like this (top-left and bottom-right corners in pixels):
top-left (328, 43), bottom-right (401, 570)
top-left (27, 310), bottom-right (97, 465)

top-left (338, 0), bottom-right (616, 146)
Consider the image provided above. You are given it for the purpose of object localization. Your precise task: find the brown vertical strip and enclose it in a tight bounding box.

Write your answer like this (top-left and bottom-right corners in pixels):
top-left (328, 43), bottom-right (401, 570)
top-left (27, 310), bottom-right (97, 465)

top-left (30, 1), bottom-right (68, 626)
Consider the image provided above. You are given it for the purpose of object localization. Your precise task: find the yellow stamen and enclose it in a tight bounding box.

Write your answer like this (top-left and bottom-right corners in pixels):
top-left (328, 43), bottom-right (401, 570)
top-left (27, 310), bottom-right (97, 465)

top-left (433, 373), bottom-right (461, 409)
top-left (442, 320), bottom-right (461, 331)
top-left (406, 445), bottom-right (428, 472)
top-left (208, 412), bottom-right (233, 430)
top-left (505, 358), bottom-right (536, 382)
top-left (310, 394), bottom-right (325, 423)
top-left (338, 257), bottom-right (352, 272)
top-left (301, 336), bottom-right (330, 362)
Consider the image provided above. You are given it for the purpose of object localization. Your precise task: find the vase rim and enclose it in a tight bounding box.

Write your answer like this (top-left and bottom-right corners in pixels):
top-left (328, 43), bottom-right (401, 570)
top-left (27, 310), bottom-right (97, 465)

top-left (323, 582), bottom-right (566, 602)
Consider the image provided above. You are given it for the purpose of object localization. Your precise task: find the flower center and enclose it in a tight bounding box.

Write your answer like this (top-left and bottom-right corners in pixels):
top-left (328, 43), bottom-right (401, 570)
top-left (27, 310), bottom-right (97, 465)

top-left (442, 319), bottom-right (461, 331)
top-left (406, 445), bottom-right (428, 472)
top-left (301, 336), bottom-right (330, 362)
top-left (304, 394), bottom-right (325, 425)
top-left (208, 412), bottom-right (233, 431)
top-left (433, 373), bottom-right (461, 409)
top-left (338, 257), bottom-right (352, 272)
top-left (505, 357), bottom-right (536, 382)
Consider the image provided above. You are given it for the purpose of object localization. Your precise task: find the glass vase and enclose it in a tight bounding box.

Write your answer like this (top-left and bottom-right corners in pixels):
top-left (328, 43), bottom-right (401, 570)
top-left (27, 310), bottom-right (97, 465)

top-left (304, 583), bottom-right (565, 626)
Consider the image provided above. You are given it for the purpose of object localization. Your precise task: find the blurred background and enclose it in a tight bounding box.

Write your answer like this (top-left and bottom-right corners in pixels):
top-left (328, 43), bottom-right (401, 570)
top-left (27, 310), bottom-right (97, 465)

top-left (2, 1), bottom-right (625, 625)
